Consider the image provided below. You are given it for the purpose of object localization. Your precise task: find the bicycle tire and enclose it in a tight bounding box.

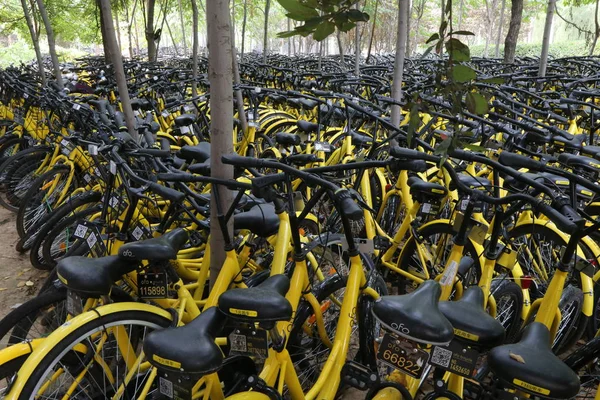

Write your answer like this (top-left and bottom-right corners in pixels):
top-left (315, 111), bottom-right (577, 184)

top-left (9, 305), bottom-right (173, 399)
top-left (28, 191), bottom-right (102, 270)
top-left (41, 204), bottom-right (102, 267)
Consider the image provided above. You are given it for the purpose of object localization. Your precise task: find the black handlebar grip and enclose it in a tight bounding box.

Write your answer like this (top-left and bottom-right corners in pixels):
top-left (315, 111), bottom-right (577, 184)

top-left (395, 160), bottom-right (429, 173)
top-left (312, 90), bottom-right (333, 97)
top-left (160, 138), bottom-right (171, 152)
top-left (114, 112), bottom-right (126, 130)
top-left (221, 153), bottom-right (265, 168)
top-left (147, 182), bottom-right (185, 202)
top-left (559, 98), bottom-right (581, 105)
top-left (156, 172), bottom-right (195, 182)
top-left (536, 201), bottom-right (579, 235)
top-left (334, 189), bottom-right (363, 221)
top-left (143, 129), bottom-right (155, 147)
top-left (498, 151), bottom-right (545, 172)
top-left (390, 146), bottom-right (440, 163)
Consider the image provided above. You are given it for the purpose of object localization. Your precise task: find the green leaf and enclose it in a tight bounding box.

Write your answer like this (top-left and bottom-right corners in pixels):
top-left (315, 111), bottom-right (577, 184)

top-left (347, 9), bottom-right (370, 21)
top-left (313, 20), bottom-right (336, 41)
top-left (465, 92), bottom-right (489, 115)
top-left (426, 33), bottom-right (440, 44)
top-left (439, 20), bottom-right (448, 36)
top-left (407, 103), bottom-right (421, 146)
top-left (481, 76), bottom-right (505, 84)
top-left (277, 30), bottom-right (299, 38)
top-left (339, 21), bottom-right (357, 32)
top-left (421, 45), bottom-right (435, 59)
top-left (445, 0), bottom-right (452, 14)
top-left (445, 38), bottom-right (470, 62)
top-left (452, 64), bottom-right (476, 83)
top-left (277, 0), bottom-right (320, 18)
top-left (451, 30), bottom-right (475, 36)
top-left (434, 137), bottom-right (453, 156)
top-left (287, 11), bottom-right (320, 21)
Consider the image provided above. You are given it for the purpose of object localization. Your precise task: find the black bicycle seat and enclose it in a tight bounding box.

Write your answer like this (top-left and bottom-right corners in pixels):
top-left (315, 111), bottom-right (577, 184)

top-left (408, 177), bottom-right (448, 199)
top-left (296, 120), bottom-right (319, 134)
top-left (218, 275), bottom-right (292, 324)
top-left (57, 255), bottom-right (135, 296)
top-left (275, 132), bottom-right (301, 146)
top-left (234, 204), bottom-right (280, 237)
top-left (449, 174), bottom-right (492, 191)
top-left (439, 286), bottom-right (505, 349)
top-left (488, 322), bottom-right (580, 399)
top-left (188, 159), bottom-right (211, 176)
top-left (174, 113), bottom-right (195, 127)
top-left (144, 307), bottom-right (226, 375)
top-left (372, 280), bottom-right (454, 345)
top-left (119, 228), bottom-right (189, 262)
top-left (178, 142), bottom-right (211, 163)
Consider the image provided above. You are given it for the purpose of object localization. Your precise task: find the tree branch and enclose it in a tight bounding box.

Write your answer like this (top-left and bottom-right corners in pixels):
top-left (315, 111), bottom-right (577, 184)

top-left (555, 6), bottom-right (593, 36)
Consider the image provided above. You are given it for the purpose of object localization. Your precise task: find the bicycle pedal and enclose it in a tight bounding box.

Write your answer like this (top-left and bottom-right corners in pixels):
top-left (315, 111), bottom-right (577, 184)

top-left (373, 236), bottom-right (391, 251)
top-left (341, 361), bottom-right (378, 391)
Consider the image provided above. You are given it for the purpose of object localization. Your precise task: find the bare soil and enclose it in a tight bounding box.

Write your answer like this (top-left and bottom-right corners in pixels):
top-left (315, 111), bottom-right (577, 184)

top-left (0, 207), bottom-right (44, 319)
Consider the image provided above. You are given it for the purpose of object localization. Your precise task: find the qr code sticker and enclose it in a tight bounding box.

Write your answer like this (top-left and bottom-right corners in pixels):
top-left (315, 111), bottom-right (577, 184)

top-left (86, 232), bottom-right (98, 249)
top-left (159, 376), bottom-right (173, 398)
top-left (132, 226), bottom-right (144, 240)
top-left (431, 346), bottom-right (452, 368)
top-left (74, 224), bottom-right (88, 239)
top-left (230, 333), bottom-right (247, 352)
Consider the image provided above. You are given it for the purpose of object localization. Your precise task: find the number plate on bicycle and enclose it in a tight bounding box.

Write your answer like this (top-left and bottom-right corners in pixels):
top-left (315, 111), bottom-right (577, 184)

top-left (66, 289), bottom-right (83, 315)
top-left (138, 272), bottom-right (168, 299)
top-left (376, 331), bottom-right (429, 378)
top-left (229, 326), bottom-right (269, 358)
top-left (429, 340), bottom-right (479, 378)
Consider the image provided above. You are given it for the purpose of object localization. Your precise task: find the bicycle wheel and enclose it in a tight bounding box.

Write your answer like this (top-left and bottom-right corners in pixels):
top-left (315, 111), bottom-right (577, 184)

top-left (394, 220), bottom-right (482, 294)
top-left (28, 191), bottom-right (102, 269)
top-left (564, 336), bottom-right (600, 399)
top-left (16, 165), bottom-right (75, 239)
top-left (490, 279), bottom-right (523, 343)
top-left (41, 204), bottom-right (102, 267)
top-left (0, 147), bottom-right (51, 212)
top-left (9, 304), bottom-right (173, 399)
top-left (0, 287), bottom-right (67, 349)
top-left (509, 223), bottom-right (588, 354)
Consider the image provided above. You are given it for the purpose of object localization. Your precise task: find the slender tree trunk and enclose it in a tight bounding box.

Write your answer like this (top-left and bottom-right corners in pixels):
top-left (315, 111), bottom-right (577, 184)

top-left (133, 11), bottom-right (140, 55)
top-left (391, 0), bottom-right (408, 129)
top-left (318, 40), bottom-right (323, 70)
top-left (207, 0), bottom-right (234, 287)
top-left (440, 0), bottom-right (445, 25)
top-left (354, 3), bottom-right (360, 75)
top-left (165, 19), bottom-right (180, 55)
top-left (178, 0), bottom-right (187, 56)
top-left (495, 0), bottom-right (506, 57)
top-left (287, 18), bottom-right (291, 55)
top-left (124, 0), bottom-right (134, 57)
top-left (115, 8), bottom-right (123, 52)
top-left (21, 0), bottom-right (46, 84)
top-left (590, 0), bottom-right (600, 55)
top-left (366, 0), bottom-right (379, 62)
top-left (458, 0), bottom-right (464, 30)
top-left (336, 30), bottom-right (344, 67)
top-left (229, 5), bottom-right (247, 134)
top-left (504, 0), bottom-right (523, 62)
top-left (262, 0), bottom-right (270, 63)
top-left (35, 0), bottom-right (62, 88)
top-left (99, 0), bottom-right (137, 138)
top-left (405, 0), bottom-right (411, 57)
top-left (241, 0), bottom-right (247, 57)
top-left (191, 0), bottom-right (199, 95)
top-left (539, 0), bottom-right (556, 77)
top-left (145, 0), bottom-right (157, 61)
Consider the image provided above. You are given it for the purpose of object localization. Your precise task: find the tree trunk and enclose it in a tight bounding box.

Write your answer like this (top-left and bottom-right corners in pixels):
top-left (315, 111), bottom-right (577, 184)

top-left (165, 18), bottom-right (180, 55)
top-left (503, 0), bottom-right (523, 62)
top-left (590, 0), bottom-right (600, 55)
top-left (495, 0), bottom-right (506, 58)
top-left (125, 0), bottom-right (134, 57)
top-left (391, 0), bottom-right (408, 129)
top-left (457, 0), bottom-right (464, 30)
top-left (207, 0), bottom-right (234, 287)
top-left (35, 0), bottom-right (62, 88)
top-left (287, 18), bottom-right (291, 55)
top-left (229, 4), bottom-right (248, 135)
top-left (440, 0), bottom-right (445, 25)
top-left (241, 0), bottom-right (247, 57)
top-left (178, 0), bottom-right (187, 56)
top-left (539, 0), bottom-right (556, 77)
top-left (115, 7), bottom-right (123, 52)
top-left (21, 0), bottom-right (46, 84)
top-left (191, 0), bottom-right (199, 95)
top-left (98, 0), bottom-right (137, 138)
top-left (405, 0), bottom-right (411, 57)
top-left (336, 30), bottom-right (344, 67)
top-left (318, 40), bottom-right (323, 70)
top-left (366, 0), bottom-right (379, 62)
top-left (145, 0), bottom-right (157, 61)
top-left (262, 0), bottom-right (270, 63)
top-left (133, 11), bottom-right (140, 55)
top-left (354, 3), bottom-right (360, 75)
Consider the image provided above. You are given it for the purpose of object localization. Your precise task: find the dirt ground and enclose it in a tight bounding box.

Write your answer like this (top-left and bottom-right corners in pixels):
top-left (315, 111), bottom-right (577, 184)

top-left (0, 207), bottom-right (45, 320)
